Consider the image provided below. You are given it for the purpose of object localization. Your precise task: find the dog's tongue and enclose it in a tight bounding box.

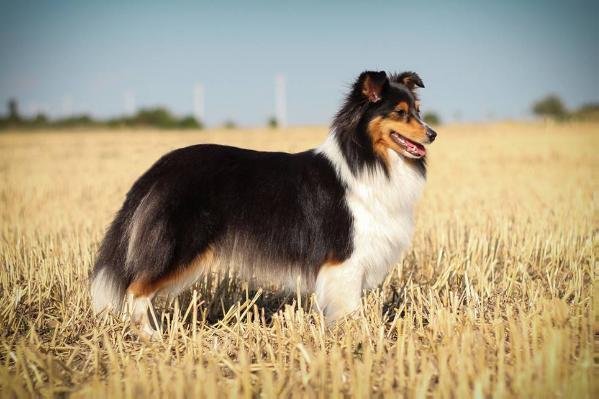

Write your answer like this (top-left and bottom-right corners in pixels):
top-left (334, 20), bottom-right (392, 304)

top-left (405, 140), bottom-right (426, 157)
top-left (390, 132), bottom-right (426, 158)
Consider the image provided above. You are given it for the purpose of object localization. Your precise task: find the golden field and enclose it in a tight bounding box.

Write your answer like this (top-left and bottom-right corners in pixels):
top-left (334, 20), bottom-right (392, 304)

top-left (0, 122), bottom-right (597, 398)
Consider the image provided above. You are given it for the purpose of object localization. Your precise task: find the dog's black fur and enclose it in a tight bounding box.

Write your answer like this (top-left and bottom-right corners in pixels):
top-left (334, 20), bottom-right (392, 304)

top-left (94, 146), bottom-right (353, 292)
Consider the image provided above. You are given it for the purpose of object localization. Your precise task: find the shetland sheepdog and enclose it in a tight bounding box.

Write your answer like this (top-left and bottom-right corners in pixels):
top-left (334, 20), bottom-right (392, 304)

top-left (91, 70), bottom-right (437, 336)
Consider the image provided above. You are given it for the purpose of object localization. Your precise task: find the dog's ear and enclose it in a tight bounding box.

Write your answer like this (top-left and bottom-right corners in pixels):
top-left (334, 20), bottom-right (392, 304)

top-left (357, 71), bottom-right (388, 103)
top-left (396, 71), bottom-right (425, 90)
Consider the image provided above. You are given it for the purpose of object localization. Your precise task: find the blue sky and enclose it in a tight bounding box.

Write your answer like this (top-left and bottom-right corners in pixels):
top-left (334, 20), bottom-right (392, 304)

top-left (0, 0), bottom-right (597, 126)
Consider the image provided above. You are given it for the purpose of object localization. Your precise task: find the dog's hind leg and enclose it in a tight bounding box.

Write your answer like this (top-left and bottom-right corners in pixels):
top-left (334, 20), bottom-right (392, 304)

top-left (125, 289), bottom-right (157, 340)
top-left (314, 262), bottom-right (364, 323)
top-left (125, 248), bottom-right (215, 339)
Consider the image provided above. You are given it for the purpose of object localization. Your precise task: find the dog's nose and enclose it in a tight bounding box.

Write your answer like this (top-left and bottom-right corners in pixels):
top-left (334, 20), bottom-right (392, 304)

top-left (426, 127), bottom-right (437, 142)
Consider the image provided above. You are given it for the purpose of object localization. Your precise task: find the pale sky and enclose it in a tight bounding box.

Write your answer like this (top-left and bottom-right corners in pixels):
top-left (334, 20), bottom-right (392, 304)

top-left (1, 0), bottom-right (597, 126)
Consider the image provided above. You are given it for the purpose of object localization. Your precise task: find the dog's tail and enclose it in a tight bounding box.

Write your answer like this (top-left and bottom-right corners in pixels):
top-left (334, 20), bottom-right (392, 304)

top-left (90, 264), bottom-right (126, 314)
top-left (91, 178), bottom-right (173, 314)
top-left (90, 207), bottom-right (132, 315)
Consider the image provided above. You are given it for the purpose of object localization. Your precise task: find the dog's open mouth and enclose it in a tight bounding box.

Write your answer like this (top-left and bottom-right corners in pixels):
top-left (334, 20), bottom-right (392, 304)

top-left (390, 132), bottom-right (426, 158)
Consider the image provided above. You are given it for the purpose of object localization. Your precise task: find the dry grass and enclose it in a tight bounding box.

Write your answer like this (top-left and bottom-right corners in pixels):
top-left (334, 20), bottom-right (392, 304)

top-left (0, 122), bottom-right (596, 398)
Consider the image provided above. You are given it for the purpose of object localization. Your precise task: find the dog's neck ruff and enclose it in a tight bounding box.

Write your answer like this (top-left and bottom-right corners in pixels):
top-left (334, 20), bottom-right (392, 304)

top-left (316, 132), bottom-right (425, 203)
top-left (315, 131), bottom-right (426, 288)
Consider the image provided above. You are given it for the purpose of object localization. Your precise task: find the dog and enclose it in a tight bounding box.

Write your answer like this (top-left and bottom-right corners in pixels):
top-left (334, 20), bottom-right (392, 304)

top-left (90, 70), bottom-right (437, 337)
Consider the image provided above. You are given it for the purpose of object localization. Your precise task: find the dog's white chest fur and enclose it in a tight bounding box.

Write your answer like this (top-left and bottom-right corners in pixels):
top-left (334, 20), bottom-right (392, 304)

top-left (346, 150), bottom-right (425, 288)
top-left (317, 135), bottom-right (425, 289)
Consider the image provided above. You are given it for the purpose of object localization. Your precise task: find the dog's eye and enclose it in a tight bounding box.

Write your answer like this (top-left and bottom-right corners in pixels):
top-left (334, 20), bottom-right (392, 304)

top-left (397, 109), bottom-right (407, 118)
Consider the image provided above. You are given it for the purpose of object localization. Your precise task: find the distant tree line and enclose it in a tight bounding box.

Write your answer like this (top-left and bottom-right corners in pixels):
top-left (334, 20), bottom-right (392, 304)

top-left (532, 95), bottom-right (599, 121)
top-left (3, 95), bottom-right (595, 131)
top-left (0, 98), bottom-right (203, 130)
top-left (422, 112), bottom-right (441, 126)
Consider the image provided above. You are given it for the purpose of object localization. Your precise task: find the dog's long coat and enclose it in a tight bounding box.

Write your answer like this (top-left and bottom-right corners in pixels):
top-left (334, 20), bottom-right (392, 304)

top-left (91, 70), bottom-right (436, 335)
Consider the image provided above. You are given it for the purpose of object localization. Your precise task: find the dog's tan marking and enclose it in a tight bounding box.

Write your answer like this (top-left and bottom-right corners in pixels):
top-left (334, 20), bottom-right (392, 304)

top-left (367, 116), bottom-right (391, 167)
top-left (396, 101), bottom-right (409, 113)
top-left (322, 251), bottom-right (344, 267)
top-left (127, 247), bottom-right (215, 297)
top-left (368, 113), bottom-right (428, 159)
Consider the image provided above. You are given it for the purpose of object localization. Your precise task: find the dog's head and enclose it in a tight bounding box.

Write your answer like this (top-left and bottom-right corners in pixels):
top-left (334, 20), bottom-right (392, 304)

top-left (333, 70), bottom-right (437, 172)
top-left (358, 71), bottom-right (436, 160)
